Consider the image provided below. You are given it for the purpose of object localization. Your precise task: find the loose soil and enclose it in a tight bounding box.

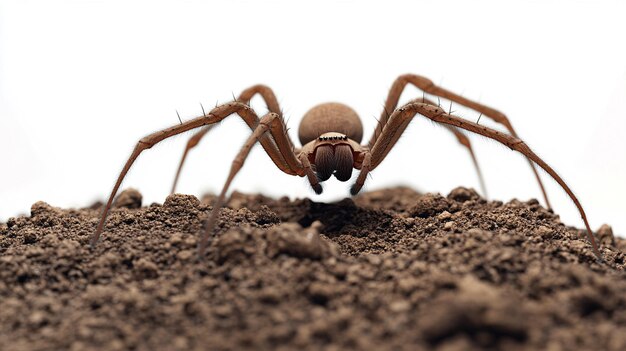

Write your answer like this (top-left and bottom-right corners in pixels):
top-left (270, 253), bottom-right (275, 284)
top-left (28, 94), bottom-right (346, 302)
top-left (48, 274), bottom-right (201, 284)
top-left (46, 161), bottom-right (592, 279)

top-left (1, 187), bottom-right (625, 351)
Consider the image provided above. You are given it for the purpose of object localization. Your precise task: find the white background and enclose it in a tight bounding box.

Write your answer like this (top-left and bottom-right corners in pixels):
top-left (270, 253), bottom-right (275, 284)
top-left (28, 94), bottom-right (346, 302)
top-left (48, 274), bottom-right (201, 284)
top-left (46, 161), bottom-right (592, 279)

top-left (1, 0), bottom-right (625, 238)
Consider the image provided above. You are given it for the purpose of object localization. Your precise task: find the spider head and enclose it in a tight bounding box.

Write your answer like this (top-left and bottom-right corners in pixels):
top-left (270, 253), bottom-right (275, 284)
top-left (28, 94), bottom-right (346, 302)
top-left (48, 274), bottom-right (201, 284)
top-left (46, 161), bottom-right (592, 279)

top-left (298, 102), bottom-right (364, 183)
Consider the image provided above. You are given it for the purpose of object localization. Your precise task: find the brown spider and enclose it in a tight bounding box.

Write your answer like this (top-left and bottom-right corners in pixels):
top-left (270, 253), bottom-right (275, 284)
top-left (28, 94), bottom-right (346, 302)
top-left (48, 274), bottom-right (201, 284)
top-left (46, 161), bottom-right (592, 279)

top-left (90, 74), bottom-right (602, 259)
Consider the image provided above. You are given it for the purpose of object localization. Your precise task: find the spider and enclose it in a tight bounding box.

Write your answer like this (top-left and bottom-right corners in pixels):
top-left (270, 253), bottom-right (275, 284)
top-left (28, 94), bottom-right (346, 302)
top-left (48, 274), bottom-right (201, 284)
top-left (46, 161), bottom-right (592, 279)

top-left (90, 74), bottom-right (602, 259)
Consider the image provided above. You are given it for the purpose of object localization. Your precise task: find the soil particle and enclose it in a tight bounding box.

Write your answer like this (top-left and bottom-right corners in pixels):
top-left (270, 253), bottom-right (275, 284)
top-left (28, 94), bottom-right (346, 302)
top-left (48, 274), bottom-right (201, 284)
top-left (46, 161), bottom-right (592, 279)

top-left (0, 187), bottom-right (624, 351)
top-left (113, 188), bottom-right (143, 209)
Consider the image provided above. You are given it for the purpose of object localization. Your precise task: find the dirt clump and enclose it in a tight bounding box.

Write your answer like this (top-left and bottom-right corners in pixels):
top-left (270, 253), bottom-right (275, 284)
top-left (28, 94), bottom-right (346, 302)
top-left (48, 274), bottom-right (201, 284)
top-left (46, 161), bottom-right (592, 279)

top-left (1, 186), bottom-right (625, 351)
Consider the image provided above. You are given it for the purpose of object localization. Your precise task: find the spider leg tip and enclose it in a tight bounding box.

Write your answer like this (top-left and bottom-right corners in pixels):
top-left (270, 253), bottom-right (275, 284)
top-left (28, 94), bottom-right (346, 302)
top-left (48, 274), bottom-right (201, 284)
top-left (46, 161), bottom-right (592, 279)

top-left (313, 184), bottom-right (323, 195)
top-left (350, 184), bottom-right (361, 196)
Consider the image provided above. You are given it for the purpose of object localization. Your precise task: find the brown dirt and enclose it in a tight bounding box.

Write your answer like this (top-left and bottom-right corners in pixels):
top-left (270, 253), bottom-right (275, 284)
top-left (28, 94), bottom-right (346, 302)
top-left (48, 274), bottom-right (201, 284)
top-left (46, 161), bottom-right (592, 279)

top-left (1, 186), bottom-right (625, 351)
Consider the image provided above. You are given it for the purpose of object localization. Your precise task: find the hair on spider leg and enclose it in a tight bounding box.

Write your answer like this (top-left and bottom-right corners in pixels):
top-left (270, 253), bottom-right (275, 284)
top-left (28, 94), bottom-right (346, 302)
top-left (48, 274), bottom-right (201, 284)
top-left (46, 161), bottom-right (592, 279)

top-left (383, 105), bottom-right (392, 119)
top-left (200, 103), bottom-right (206, 117)
top-left (477, 113), bottom-right (483, 124)
top-left (448, 100), bottom-right (456, 115)
top-left (176, 110), bottom-right (183, 125)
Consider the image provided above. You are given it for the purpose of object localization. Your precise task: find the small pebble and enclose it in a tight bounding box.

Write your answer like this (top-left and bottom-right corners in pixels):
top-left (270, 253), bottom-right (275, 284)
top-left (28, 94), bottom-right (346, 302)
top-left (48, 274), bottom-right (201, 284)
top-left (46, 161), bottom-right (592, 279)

top-left (444, 221), bottom-right (455, 231)
top-left (596, 224), bottom-right (615, 247)
top-left (437, 211), bottom-right (452, 221)
top-left (113, 188), bottom-right (143, 209)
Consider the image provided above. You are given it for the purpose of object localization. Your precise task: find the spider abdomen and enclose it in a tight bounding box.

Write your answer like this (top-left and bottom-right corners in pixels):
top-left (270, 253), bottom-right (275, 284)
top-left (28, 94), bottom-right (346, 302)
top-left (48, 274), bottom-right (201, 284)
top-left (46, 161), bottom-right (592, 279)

top-left (298, 102), bottom-right (363, 145)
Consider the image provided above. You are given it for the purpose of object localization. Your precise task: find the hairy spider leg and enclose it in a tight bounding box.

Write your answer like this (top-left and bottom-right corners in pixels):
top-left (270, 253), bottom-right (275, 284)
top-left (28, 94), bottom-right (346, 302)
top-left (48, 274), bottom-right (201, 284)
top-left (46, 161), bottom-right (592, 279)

top-left (91, 102), bottom-right (300, 247)
top-left (375, 74), bottom-right (549, 208)
top-left (170, 85), bottom-right (292, 193)
top-left (198, 112), bottom-right (307, 255)
top-left (368, 101), bottom-right (601, 260)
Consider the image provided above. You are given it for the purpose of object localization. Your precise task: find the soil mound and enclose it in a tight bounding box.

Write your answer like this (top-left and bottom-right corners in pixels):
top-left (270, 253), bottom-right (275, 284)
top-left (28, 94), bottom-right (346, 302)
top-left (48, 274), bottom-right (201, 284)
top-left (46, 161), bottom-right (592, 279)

top-left (1, 187), bottom-right (624, 350)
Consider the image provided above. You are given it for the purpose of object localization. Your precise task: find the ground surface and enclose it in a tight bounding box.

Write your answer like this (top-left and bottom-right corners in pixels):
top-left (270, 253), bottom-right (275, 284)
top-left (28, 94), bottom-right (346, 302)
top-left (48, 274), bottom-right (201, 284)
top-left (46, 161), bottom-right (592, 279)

top-left (1, 187), bottom-right (625, 351)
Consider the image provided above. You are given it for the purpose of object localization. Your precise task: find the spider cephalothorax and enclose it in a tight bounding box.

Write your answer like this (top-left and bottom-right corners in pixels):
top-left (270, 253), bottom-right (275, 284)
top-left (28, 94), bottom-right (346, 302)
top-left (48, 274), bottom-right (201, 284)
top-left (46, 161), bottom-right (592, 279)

top-left (298, 103), bottom-right (365, 185)
top-left (91, 74), bottom-right (602, 259)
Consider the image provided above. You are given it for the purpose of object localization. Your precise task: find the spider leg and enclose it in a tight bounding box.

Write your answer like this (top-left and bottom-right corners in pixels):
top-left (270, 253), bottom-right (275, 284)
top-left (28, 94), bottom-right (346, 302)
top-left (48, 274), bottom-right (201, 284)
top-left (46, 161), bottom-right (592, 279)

top-left (171, 84), bottom-right (294, 194)
top-left (369, 102), bottom-right (601, 260)
top-left (238, 85), bottom-right (300, 164)
top-left (350, 152), bottom-right (372, 195)
top-left (198, 112), bottom-right (305, 255)
top-left (238, 84), bottom-right (282, 115)
top-left (299, 153), bottom-right (323, 194)
top-left (441, 124), bottom-right (488, 199)
top-left (91, 102), bottom-right (295, 246)
top-left (171, 125), bottom-right (214, 194)
top-left (374, 74), bottom-right (550, 208)
top-left (411, 97), bottom-right (488, 198)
